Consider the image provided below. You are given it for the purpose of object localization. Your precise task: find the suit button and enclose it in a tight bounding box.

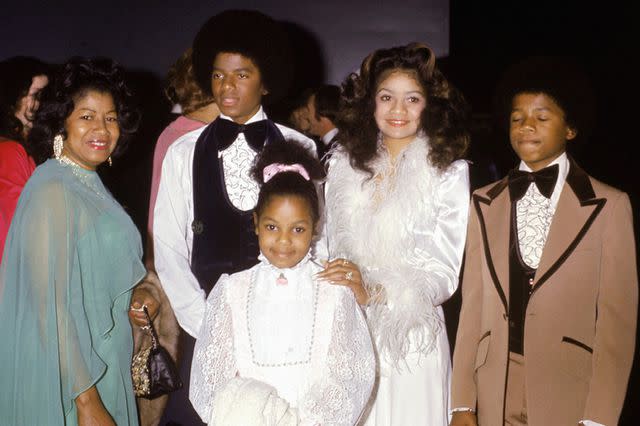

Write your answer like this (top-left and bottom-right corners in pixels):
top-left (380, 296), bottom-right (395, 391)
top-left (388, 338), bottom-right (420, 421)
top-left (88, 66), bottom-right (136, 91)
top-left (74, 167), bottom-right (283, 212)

top-left (192, 220), bottom-right (204, 235)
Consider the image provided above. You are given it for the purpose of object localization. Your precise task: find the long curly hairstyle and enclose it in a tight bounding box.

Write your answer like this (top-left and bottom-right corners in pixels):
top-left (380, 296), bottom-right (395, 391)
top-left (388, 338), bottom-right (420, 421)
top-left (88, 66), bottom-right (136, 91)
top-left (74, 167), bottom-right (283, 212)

top-left (26, 56), bottom-right (140, 164)
top-left (165, 47), bottom-right (214, 115)
top-left (0, 56), bottom-right (49, 143)
top-left (337, 42), bottom-right (469, 175)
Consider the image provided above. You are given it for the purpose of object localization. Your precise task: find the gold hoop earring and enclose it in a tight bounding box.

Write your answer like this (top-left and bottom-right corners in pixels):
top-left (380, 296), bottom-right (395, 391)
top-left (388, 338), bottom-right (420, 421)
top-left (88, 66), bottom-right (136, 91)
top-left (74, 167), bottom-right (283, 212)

top-left (53, 134), bottom-right (64, 159)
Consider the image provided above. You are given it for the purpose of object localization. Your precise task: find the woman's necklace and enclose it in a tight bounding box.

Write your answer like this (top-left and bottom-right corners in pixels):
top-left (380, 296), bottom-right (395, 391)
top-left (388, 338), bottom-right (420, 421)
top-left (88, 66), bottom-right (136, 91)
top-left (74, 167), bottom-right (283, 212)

top-left (57, 155), bottom-right (107, 199)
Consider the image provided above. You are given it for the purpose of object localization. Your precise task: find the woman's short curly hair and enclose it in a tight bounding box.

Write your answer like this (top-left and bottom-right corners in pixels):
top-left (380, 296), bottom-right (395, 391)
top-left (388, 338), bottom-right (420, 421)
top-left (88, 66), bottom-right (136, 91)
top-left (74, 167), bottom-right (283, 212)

top-left (337, 42), bottom-right (470, 175)
top-left (0, 56), bottom-right (50, 142)
top-left (165, 47), bottom-right (214, 114)
top-left (26, 56), bottom-right (140, 164)
top-left (192, 9), bottom-right (293, 104)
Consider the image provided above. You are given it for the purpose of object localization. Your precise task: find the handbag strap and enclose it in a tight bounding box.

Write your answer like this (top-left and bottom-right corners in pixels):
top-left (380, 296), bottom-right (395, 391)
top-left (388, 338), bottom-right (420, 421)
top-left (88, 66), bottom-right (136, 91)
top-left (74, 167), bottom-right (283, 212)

top-left (142, 306), bottom-right (160, 350)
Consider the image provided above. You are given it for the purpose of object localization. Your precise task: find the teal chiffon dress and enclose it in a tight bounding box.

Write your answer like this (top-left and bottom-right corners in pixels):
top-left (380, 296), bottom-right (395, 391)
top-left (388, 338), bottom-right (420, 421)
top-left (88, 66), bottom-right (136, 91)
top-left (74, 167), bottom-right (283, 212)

top-left (0, 159), bottom-right (146, 425)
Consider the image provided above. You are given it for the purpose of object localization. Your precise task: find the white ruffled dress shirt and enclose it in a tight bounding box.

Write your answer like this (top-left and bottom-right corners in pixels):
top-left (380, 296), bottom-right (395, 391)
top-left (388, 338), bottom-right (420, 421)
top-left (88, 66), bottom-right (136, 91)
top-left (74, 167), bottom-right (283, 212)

top-left (153, 107), bottom-right (317, 337)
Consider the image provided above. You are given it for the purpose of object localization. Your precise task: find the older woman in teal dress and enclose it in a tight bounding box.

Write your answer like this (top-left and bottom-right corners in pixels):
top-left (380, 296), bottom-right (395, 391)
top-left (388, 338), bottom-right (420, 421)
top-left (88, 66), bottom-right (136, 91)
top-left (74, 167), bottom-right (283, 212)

top-left (0, 57), bottom-right (158, 425)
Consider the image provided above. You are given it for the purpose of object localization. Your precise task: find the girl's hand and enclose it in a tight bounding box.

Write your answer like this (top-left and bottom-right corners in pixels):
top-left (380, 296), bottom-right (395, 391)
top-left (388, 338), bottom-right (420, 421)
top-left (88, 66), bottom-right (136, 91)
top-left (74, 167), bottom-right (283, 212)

top-left (128, 287), bottom-right (159, 327)
top-left (315, 258), bottom-right (369, 305)
top-left (76, 386), bottom-right (116, 426)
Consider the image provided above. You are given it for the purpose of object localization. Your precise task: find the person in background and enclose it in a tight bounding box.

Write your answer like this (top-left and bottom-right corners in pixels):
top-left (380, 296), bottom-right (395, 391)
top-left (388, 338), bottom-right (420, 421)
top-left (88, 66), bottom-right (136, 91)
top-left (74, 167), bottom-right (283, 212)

top-left (146, 46), bottom-right (219, 270)
top-left (287, 87), bottom-right (314, 136)
top-left (306, 84), bottom-right (340, 162)
top-left (0, 56), bottom-right (161, 425)
top-left (0, 55), bottom-right (49, 258)
top-left (320, 42), bottom-right (471, 426)
top-left (450, 56), bottom-right (637, 426)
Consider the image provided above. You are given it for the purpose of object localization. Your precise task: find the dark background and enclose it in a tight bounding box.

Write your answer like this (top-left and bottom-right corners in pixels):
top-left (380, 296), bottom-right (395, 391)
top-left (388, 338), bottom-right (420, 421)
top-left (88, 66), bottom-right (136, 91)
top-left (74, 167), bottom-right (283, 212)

top-left (3, 0), bottom-right (638, 423)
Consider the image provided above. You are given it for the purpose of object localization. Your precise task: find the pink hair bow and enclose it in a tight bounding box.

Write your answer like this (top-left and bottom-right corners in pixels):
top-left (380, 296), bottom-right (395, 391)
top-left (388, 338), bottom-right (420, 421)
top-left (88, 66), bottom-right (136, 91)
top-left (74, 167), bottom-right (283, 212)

top-left (263, 163), bottom-right (310, 183)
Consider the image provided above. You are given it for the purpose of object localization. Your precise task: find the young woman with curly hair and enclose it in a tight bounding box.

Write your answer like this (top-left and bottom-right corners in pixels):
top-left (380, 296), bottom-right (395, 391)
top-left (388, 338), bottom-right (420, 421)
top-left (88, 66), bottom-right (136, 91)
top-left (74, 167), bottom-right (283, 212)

top-left (318, 42), bottom-right (471, 426)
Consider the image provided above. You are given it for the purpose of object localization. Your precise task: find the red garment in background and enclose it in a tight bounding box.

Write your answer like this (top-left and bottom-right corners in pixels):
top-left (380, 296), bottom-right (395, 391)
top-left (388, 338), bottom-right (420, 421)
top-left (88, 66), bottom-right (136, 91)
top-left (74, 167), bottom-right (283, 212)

top-left (0, 140), bottom-right (36, 259)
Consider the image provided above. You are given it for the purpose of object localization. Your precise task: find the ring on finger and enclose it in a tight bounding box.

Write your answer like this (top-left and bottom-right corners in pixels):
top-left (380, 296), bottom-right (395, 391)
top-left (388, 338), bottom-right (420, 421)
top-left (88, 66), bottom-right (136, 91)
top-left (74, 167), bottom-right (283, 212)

top-left (342, 259), bottom-right (349, 266)
top-left (345, 271), bottom-right (354, 280)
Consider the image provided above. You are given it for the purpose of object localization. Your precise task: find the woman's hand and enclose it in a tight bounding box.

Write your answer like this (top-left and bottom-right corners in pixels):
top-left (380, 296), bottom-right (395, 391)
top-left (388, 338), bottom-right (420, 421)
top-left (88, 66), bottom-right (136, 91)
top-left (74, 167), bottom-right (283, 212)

top-left (76, 386), bottom-right (116, 426)
top-left (315, 258), bottom-right (369, 305)
top-left (128, 287), bottom-right (159, 327)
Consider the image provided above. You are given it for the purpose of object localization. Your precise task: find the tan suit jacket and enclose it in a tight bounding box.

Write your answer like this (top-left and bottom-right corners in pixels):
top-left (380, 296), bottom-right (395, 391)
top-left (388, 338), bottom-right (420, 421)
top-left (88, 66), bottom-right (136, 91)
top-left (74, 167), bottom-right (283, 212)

top-left (451, 159), bottom-right (638, 425)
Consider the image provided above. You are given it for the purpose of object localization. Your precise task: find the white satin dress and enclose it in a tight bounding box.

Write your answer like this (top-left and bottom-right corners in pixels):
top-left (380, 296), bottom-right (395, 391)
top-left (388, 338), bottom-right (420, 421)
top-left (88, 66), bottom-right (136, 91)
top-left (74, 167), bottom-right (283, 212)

top-left (323, 137), bottom-right (470, 426)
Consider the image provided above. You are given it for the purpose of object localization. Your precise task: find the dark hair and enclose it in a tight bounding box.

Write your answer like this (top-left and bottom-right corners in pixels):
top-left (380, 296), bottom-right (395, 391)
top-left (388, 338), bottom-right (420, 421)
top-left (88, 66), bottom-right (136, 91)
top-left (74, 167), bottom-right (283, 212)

top-left (26, 57), bottom-right (140, 164)
top-left (192, 9), bottom-right (293, 103)
top-left (493, 55), bottom-right (595, 143)
top-left (338, 42), bottom-right (469, 175)
top-left (313, 84), bottom-right (340, 122)
top-left (251, 142), bottom-right (325, 228)
top-left (0, 56), bottom-right (50, 142)
top-left (165, 47), bottom-right (214, 114)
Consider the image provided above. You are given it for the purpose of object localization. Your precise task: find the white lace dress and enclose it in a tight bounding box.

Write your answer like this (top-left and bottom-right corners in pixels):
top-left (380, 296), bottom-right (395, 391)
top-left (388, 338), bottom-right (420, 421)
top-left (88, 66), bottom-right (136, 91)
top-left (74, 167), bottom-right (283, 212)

top-left (323, 137), bottom-right (470, 426)
top-left (190, 254), bottom-right (376, 425)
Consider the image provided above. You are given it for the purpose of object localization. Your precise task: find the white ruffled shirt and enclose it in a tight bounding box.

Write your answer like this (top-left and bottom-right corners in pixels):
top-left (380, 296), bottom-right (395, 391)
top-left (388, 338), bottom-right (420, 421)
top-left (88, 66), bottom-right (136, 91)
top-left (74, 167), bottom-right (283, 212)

top-left (516, 153), bottom-right (569, 269)
top-left (153, 107), bottom-right (317, 336)
top-left (189, 254), bottom-right (376, 425)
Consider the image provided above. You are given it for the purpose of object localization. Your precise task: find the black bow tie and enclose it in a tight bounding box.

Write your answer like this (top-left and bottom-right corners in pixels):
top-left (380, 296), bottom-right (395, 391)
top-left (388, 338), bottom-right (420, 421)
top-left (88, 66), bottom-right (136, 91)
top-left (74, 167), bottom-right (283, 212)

top-left (215, 118), bottom-right (268, 151)
top-left (508, 164), bottom-right (559, 201)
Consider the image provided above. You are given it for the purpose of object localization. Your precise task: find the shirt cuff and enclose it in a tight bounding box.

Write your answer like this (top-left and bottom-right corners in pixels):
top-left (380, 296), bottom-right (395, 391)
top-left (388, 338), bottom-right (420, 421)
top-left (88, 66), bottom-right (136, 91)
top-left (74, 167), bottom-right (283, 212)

top-left (580, 421), bottom-right (604, 426)
top-left (450, 407), bottom-right (475, 414)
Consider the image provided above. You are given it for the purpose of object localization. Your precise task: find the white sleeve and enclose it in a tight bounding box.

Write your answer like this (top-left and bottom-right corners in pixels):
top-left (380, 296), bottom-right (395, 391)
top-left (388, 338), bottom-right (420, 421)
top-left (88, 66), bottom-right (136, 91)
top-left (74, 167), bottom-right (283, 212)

top-left (153, 140), bottom-right (206, 337)
top-left (411, 159), bottom-right (470, 306)
top-left (299, 289), bottom-right (376, 426)
top-left (189, 277), bottom-right (237, 423)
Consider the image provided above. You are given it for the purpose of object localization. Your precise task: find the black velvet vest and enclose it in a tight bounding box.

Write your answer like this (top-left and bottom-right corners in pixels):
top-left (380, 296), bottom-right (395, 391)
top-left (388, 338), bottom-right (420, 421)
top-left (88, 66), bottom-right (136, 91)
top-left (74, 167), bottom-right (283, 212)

top-left (190, 118), bottom-right (285, 294)
top-left (508, 202), bottom-right (537, 355)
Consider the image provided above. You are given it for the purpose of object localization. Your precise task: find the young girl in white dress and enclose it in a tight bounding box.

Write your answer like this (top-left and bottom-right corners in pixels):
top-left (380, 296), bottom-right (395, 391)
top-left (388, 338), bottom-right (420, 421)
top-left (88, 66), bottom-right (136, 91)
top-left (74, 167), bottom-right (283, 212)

top-left (189, 142), bottom-right (375, 426)
top-left (318, 42), bottom-right (471, 426)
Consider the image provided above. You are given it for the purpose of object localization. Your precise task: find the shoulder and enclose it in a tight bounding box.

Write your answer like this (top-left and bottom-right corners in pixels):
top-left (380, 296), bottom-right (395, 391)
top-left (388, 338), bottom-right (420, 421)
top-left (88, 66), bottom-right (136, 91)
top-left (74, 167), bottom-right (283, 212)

top-left (166, 125), bottom-right (207, 158)
top-left (274, 122), bottom-right (317, 155)
top-left (588, 175), bottom-right (627, 199)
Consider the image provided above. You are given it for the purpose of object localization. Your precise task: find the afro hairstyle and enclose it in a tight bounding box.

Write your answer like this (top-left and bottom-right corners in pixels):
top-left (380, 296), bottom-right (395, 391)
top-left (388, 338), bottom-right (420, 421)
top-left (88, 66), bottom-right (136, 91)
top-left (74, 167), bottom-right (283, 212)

top-left (493, 55), bottom-right (596, 143)
top-left (192, 9), bottom-right (293, 104)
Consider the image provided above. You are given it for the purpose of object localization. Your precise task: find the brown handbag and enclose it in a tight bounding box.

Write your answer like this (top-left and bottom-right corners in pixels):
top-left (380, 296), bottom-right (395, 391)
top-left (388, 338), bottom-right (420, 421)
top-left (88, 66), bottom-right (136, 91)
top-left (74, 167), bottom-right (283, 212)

top-left (131, 306), bottom-right (183, 399)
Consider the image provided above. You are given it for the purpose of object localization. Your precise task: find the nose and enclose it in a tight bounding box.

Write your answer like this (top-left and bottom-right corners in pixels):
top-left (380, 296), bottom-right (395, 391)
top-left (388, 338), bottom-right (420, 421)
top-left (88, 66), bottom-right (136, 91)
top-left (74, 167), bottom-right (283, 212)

top-left (390, 99), bottom-right (406, 114)
top-left (519, 116), bottom-right (535, 132)
top-left (93, 117), bottom-right (110, 135)
top-left (221, 76), bottom-right (235, 90)
top-left (277, 231), bottom-right (291, 244)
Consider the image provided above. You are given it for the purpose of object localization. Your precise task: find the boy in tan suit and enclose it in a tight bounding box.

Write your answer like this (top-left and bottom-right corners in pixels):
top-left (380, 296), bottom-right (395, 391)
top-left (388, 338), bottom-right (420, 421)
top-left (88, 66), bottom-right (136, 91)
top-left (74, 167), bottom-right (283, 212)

top-left (450, 57), bottom-right (637, 426)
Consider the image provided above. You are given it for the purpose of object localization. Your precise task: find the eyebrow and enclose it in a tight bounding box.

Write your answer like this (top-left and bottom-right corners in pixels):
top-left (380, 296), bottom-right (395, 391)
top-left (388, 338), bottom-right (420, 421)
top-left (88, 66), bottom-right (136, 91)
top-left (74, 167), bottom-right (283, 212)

top-left (261, 217), bottom-right (311, 225)
top-left (213, 67), bottom-right (254, 73)
top-left (77, 108), bottom-right (117, 114)
top-left (376, 87), bottom-right (424, 96)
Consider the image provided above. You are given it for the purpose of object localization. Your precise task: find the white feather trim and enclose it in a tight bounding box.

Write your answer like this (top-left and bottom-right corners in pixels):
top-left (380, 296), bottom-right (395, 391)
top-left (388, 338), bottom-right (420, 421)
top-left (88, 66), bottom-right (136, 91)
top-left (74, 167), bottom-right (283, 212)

top-left (325, 136), bottom-right (446, 366)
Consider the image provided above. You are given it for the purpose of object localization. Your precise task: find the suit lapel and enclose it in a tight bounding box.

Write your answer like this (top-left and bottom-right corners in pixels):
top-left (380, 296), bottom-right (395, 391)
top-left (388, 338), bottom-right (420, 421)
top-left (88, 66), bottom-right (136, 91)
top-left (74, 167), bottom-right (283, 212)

top-left (475, 178), bottom-right (511, 311)
top-left (532, 159), bottom-right (606, 292)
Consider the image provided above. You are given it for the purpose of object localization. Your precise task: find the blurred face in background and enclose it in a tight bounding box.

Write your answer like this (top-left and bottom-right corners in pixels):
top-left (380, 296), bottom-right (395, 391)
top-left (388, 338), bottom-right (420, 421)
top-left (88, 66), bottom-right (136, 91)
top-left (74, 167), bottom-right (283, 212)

top-left (15, 74), bottom-right (49, 136)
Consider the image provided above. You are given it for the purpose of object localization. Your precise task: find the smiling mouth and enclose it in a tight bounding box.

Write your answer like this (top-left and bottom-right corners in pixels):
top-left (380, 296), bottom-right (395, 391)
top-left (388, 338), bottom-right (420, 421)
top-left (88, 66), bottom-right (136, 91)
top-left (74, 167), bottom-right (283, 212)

top-left (87, 140), bottom-right (109, 150)
top-left (387, 119), bottom-right (408, 127)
